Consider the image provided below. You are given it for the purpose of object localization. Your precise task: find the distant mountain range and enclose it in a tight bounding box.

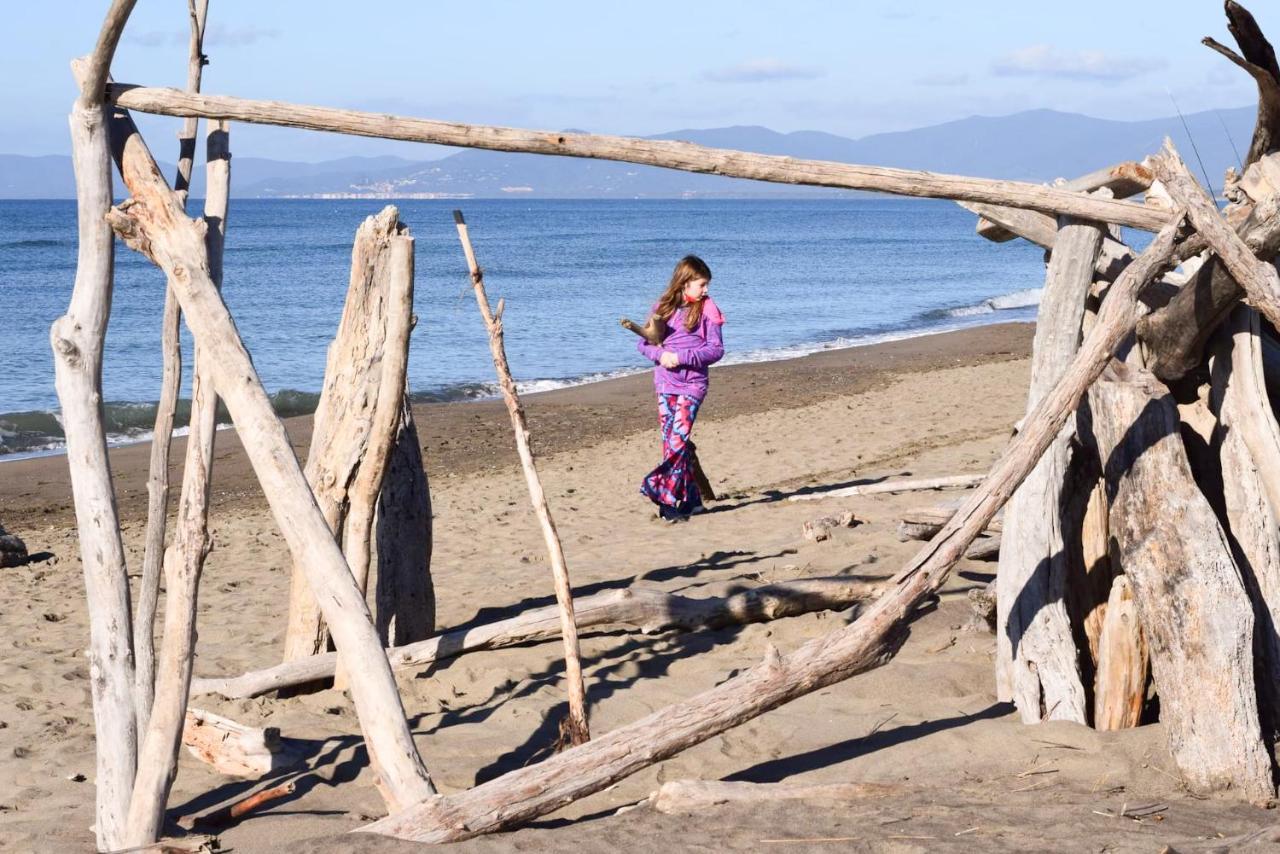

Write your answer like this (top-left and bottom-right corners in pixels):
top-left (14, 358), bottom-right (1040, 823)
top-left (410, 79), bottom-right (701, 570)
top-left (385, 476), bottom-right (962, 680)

top-left (0, 105), bottom-right (1258, 199)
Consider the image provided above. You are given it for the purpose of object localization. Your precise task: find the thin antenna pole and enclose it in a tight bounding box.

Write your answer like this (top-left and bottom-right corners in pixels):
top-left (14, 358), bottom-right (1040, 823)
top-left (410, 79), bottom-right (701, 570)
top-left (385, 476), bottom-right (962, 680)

top-left (1167, 89), bottom-right (1216, 201)
top-left (1216, 108), bottom-right (1245, 172)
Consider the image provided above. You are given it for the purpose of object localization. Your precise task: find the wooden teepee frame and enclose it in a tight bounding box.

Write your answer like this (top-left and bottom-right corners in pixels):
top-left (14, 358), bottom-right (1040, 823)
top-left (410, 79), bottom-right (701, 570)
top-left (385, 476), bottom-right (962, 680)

top-left (58, 0), bottom-right (1280, 848)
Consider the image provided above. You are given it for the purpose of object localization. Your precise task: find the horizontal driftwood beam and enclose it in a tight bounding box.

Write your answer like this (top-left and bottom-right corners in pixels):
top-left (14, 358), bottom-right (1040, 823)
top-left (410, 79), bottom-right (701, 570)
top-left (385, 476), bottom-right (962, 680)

top-left (192, 576), bottom-right (884, 699)
top-left (974, 160), bottom-right (1153, 242)
top-left (788, 473), bottom-right (985, 502)
top-left (104, 83), bottom-right (1169, 232)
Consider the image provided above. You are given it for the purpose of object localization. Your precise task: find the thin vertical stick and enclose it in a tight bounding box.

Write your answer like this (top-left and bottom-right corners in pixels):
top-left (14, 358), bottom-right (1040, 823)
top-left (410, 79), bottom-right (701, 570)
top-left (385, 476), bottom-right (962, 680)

top-left (452, 210), bottom-right (590, 745)
top-left (124, 117), bottom-right (229, 849)
top-left (56, 3), bottom-right (141, 846)
top-left (136, 0), bottom-right (210, 738)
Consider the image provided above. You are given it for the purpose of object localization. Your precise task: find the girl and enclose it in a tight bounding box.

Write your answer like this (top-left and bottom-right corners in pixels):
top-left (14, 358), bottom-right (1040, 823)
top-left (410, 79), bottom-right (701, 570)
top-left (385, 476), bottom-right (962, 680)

top-left (636, 255), bottom-right (725, 521)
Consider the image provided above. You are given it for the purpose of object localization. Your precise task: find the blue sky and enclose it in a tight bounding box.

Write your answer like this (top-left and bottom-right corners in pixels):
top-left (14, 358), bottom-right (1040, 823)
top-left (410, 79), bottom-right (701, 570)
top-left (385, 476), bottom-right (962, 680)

top-left (0, 0), bottom-right (1266, 162)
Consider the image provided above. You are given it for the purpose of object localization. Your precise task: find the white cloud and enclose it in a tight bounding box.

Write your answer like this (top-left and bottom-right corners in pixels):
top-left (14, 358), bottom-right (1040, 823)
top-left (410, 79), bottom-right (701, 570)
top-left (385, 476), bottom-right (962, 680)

top-left (704, 59), bottom-right (825, 84)
top-left (992, 45), bottom-right (1166, 81)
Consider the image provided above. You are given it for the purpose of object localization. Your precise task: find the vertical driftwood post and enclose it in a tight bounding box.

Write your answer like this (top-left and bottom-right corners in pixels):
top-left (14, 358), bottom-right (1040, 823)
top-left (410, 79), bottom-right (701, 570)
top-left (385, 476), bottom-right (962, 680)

top-left (996, 214), bottom-right (1100, 723)
top-left (136, 0), bottom-right (210, 737)
top-left (55, 6), bottom-right (140, 847)
top-left (375, 397), bottom-right (435, 646)
top-left (1092, 575), bottom-right (1148, 730)
top-left (453, 210), bottom-right (590, 745)
top-left (334, 232), bottom-right (415, 690)
top-left (105, 105), bottom-right (434, 812)
top-left (281, 207), bottom-right (413, 665)
top-left (1092, 366), bottom-right (1273, 800)
top-left (123, 117), bottom-right (230, 848)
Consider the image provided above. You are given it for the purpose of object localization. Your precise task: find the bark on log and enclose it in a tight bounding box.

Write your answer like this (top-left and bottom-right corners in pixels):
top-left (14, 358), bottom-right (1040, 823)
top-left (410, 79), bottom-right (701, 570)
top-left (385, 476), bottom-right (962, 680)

top-left (192, 576), bottom-right (885, 700)
top-left (649, 779), bottom-right (899, 814)
top-left (103, 83), bottom-right (1171, 232)
top-left (123, 118), bottom-right (229, 848)
top-left (1092, 575), bottom-right (1148, 731)
top-left (102, 101), bottom-right (434, 812)
top-left (996, 216), bottom-right (1099, 724)
top-left (787, 473), bottom-right (984, 502)
top-left (1211, 307), bottom-right (1280, 723)
top-left (58, 23), bottom-right (140, 847)
top-left (970, 160), bottom-right (1152, 243)
top-left (1091, 366), bottom-right (1273, 800)
top-left (135, 0), bottom-right (210, 737)
top-left (282, 207), bottom-right (414, 664)
top-left (357, 218), bottom-right (1185, 844)
top-left (180, 708), bottom-right (303, 778)
top-left (181, 781), bottom-right (297, 830)
top-left (375, 397), bottom-right (435, 647)
top-left (454, 210), bottom-right (590, 745)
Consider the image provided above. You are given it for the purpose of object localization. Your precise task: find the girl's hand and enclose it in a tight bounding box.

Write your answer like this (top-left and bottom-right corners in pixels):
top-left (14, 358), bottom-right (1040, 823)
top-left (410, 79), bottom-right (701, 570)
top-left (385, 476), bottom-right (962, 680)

top-left (659, 351), bottom-right (680, 369)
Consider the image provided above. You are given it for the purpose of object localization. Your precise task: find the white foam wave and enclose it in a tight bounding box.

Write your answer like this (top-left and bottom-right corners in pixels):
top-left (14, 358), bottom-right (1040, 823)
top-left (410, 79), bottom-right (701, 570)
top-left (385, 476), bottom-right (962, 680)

top-left (945, 288), bottom-right (1042, 318)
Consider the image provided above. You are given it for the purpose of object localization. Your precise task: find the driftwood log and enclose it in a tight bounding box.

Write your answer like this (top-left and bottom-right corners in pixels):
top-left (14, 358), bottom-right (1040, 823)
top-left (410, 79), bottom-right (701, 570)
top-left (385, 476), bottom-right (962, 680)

top-left (788, 473), bottom-right (984, 502)
top-left (996, 213), bottom-right (1100, 724)
top-left (102, 93), bottom-right (435, 812)
top-left (454, 210), bottom-right (590, 745)
top-left (135, 0), bottom-right (209, 736)
top-left (282, 207), bottom-right (416, 665)
top-left (1091, 366), bottom-right (1272, 800)
top-left (103, 83), bottom-right (1171, 232)
top-left (54, 11), bottom-right (139, 848)
top-left (193, 576), bottom-right (884, 699)
top-left (1092, 575), bottom-right (1148, 731)
top-left (180, 708), bottom-right (304, 778)
top-left (0, 522), bottom-right (28, 568)
top-left (357, 216), bottom-right (1186, 843)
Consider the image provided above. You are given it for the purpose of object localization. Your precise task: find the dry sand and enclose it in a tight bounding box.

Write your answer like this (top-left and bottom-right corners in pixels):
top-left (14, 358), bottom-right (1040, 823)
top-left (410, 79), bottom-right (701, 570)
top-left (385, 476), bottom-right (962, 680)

top-left (1, 322), bottom-right (1276, 852)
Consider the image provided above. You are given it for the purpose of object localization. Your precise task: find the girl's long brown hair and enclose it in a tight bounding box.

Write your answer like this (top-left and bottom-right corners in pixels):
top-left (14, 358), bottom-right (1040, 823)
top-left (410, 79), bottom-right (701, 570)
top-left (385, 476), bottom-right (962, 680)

top-left (655, 255), bottom-right (712, 331)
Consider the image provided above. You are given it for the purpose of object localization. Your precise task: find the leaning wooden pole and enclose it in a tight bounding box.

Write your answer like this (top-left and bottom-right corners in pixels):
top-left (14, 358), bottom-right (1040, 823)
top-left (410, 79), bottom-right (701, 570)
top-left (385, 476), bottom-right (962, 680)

top-left (360, 214), bottom-right (1186, 844)
top-left (54, 5), bottom-right (140, 849)
top-left (102, 100), bottom-right (435, 812)
top-left (135, 0), bottom-right (210, 737)
top-left (453, 209), bottom-right (590, 746)
top-left (123, 117), bottom-right (230, 849)
top-left (103, 83), bottom-right (1169, 232)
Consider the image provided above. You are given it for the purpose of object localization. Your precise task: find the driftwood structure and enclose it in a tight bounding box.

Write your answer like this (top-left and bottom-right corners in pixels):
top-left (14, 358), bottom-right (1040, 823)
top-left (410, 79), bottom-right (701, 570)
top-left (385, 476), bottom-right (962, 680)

top-left (54, 0), bottom-right (1280, 849)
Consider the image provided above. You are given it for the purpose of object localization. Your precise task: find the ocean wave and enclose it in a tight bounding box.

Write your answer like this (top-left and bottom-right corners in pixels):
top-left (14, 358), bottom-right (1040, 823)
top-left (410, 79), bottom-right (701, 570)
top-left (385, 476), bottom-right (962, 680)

top-left (0, 238), bottom-right (69, 249)
top-left (928, 288), bottom-right (1043, 319)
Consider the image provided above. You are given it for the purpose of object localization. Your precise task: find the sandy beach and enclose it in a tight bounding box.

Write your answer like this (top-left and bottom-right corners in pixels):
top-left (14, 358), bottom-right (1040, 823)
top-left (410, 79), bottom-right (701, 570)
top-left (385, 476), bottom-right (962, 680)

top-left (1, 321), bottom-right (1275, 852)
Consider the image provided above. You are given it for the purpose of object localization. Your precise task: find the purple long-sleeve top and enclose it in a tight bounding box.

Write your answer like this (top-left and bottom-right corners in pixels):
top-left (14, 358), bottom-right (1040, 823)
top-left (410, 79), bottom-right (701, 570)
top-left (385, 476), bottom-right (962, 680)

top-left (636, 297), bottom-right (725, 400)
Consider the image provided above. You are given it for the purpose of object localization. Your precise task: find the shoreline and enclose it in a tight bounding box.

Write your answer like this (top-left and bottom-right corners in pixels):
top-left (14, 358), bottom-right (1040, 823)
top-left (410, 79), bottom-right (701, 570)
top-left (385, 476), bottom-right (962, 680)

top-left (0, 321), bottom-right (1032, 531)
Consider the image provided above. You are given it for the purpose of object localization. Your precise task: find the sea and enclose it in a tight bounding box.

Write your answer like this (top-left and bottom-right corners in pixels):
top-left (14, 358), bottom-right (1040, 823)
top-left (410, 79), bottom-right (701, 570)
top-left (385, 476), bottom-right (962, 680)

top-left (0, 198), bottom-right (1051, 460)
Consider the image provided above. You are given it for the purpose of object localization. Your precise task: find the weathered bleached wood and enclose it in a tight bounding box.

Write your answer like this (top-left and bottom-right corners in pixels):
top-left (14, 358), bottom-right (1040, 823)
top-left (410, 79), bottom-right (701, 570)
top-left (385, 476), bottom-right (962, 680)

top-left (104, 83), bottom-right (1170, 232)
top-left (897, 505), bottom-right (1002, 535)
top-left (649, 779), bottom-right (899, 814)
top-left (1211, 307), bottom-right (1280, 721)
top-left (192, 576), bottom-right (885, 700)
top-left (282, 207), bottom-right (414, 664)
top-left (1092, 575), bottom-right (1148, 731)
top-left (374, 397), bottom-right (435, 648)
top-left (802, 511), bottom-right (857, 542)
top-left (334, 230), bottom-right (415, 692)
top-left (787, 473), bottom-right (984, 502)
top-left (996, 215), bottom-right (1099, 724)
top-left (1207, 2), bottom-right (1280, 169)
top-left (358, 217), bottom-right (1186, 844)
top-left (123, 117), bottom-right (230, 849)
top-left (971, 160), bottom-right (1152, 243)
top-left (103, 102), bottom-right (434, 812)
top-left (454, 209), bottom-right (589, 745)
top-left (135, 0), bottom-right (209, 737)
top-left (180, 707), bottom-right (303, 778)
top-left (896, 521), bottom-right (999, 558)
top-left (58, 17), bottom-right (140, 846)
top-left (1073, 478), bottom-right (1114, 668)
top-left (1091, 366), bottom-right (1272, 800)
